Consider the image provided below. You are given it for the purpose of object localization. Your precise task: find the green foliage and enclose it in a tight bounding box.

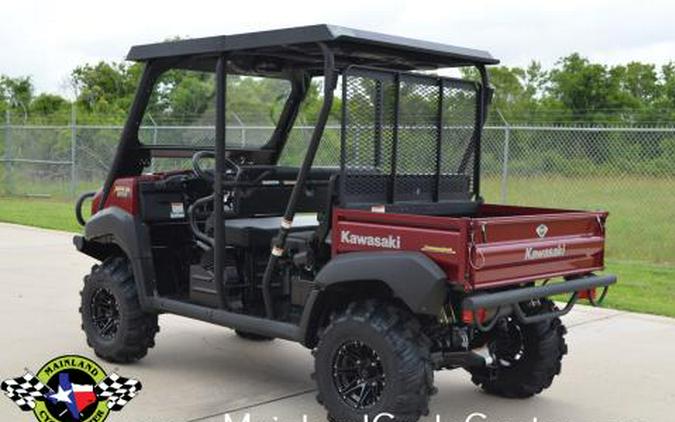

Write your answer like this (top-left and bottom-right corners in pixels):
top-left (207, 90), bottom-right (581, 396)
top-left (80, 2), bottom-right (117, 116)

top-left (0, 75), bottom-right (33, 107)
top-left (1, 51), bottom-right (673, 127)
top-left (464, 54), bottom-right (675, 125)
top-left (71, 61), bottom-right (143, 121)
top-left (30, 94), bottom-right (68, 116)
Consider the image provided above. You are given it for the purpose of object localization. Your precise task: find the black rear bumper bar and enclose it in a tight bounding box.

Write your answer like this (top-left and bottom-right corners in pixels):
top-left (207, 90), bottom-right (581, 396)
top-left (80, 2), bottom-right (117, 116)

top-left (462, 274), bottom-right (617, 328)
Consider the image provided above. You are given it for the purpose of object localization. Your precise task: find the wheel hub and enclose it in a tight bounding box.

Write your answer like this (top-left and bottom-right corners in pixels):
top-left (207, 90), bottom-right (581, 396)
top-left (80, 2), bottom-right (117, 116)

top-left (490, 318), bottom-right (525, 367)
top-left (332, 340), bottom-right (385, 409)
top-left (90, 288), bottom-right (120, 340)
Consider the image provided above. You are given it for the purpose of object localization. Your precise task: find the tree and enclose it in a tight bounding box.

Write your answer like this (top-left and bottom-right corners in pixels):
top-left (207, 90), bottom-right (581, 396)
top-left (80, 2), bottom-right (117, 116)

top-left (30, 93), bottom-right (68, 115)
top-left (0, 76), bottom-right (34, 119)
top-left (656, 62), bottom-right (675, 122)
top-left (461, 62), bottom-right (545, 123)
top-left (71, 61), bottom-right (142, 117)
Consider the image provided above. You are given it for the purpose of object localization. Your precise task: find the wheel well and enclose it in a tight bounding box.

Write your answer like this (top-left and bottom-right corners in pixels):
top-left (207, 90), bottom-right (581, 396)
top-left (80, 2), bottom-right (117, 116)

top-left (303, 280), bottom-right (411, 348)
top-left (78, 237), bottom-right (125, 262)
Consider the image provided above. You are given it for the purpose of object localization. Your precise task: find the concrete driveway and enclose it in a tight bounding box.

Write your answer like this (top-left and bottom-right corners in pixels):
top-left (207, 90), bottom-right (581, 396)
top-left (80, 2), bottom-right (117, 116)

top-left (0, 222), bottom-right (673, 422)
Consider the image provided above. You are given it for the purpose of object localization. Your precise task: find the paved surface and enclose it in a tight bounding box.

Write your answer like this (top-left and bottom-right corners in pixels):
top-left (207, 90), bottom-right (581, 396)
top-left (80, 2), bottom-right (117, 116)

top-left (0, 222), bottom-right (673, 422)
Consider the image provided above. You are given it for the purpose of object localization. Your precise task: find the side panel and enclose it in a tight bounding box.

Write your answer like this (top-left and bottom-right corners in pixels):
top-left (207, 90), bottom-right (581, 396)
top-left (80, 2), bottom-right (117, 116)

top-left (98, 177), bottom-right (138, 216)
top-left (332, 208), bottom-right (469, 283)
top-left (331, 206), bottom-right (609, 292)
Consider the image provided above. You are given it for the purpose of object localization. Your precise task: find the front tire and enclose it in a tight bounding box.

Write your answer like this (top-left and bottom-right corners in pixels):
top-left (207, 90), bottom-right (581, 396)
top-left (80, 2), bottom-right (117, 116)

top-left (313, 301), bottom-right (435, 422)
top-left (469, 299), bottom-right (568, 398)
top-left (80, 256), bottom-right (159, 363)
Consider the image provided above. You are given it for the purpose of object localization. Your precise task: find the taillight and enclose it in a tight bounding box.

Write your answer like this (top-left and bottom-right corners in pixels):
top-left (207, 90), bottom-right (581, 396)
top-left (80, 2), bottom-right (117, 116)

top-left (578, 288), bottom-right (597, 301)
top-left (462, 308), bottom-right (487, 325)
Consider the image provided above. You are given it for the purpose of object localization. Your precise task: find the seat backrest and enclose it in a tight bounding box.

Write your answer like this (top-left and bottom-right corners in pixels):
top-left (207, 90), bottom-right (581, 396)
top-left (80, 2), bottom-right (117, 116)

top-left (338, 172), bottom-right (477, 216)
top-left (232, 166), bottom-right (338, 217)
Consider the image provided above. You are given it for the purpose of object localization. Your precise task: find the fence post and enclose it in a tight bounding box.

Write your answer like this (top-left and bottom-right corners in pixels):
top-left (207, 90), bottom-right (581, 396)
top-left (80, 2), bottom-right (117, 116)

top-left (4, 109), bottom-right (12, 195)
top-left (148, 114), bottom-right (157, 173)
top-left (499, 122), bottom-right (511, 204)
top-left (232, 112), bottom-right (246, 148)
top-left (70, 103), bottom-right (77, 197)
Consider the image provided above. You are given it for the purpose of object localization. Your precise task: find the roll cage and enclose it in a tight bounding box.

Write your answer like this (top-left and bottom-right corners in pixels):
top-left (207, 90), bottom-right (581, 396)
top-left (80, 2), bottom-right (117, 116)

top-left (101, 24), bottom-right (497, 318)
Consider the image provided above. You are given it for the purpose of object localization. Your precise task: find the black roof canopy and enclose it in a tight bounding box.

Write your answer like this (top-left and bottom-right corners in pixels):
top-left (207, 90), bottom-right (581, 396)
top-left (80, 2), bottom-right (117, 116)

top-left (127, 24), bottom-right (498, 72)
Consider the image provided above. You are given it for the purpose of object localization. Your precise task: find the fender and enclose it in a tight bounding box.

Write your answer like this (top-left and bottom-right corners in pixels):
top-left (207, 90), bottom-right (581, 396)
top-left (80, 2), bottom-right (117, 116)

top-left (314, 251), bottom-right (448, 316)
top-left (74, 206), bottom-right (156, 308)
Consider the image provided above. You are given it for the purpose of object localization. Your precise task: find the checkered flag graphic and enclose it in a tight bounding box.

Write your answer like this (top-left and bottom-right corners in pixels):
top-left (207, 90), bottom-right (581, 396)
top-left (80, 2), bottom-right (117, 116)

top-left (94, 373), bottom-right (142, 411)
top-left (1, 372), bottom-right (52, 411)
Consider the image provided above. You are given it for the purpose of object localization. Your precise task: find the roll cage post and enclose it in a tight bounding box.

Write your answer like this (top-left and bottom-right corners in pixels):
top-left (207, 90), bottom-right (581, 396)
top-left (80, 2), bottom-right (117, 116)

top-left (212, 44), bottom-right (337, 317)
top-left (214, 54), bottom-right (229, 309)
top-left (99, 62), bottom-right (159, 210)
top-left (473, 64), bottom-right (490, 201)
top-left (261, 43), bottom-right (336, 318)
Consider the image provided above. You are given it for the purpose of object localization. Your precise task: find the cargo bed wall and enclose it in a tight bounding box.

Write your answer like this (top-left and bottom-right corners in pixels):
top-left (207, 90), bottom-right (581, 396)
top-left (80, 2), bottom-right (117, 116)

top-left (468, 205), bottom-right (607, 289)
top-left (331, 208), bottom-right (469, 283)
top-left (331, 205), bottom-right (608, 292)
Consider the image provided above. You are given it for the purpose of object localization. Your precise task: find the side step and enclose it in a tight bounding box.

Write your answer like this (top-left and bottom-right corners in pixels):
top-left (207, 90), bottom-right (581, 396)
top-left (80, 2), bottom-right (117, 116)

top-left (431, 350), bottom-right (491, 370)
top-left (149, 297), bottom-right (302, 342)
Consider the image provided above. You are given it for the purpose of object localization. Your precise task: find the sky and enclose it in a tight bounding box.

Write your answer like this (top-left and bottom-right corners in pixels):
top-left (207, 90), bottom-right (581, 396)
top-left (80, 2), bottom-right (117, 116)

top-left (1, 0), bottom-right (673, 97)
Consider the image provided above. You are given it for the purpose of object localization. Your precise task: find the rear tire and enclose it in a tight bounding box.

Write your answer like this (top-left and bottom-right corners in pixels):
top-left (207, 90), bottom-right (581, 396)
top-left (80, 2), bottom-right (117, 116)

top-left (313, 301), bottom-right (434, 422)
top-left (80, 256), bottom-right (159, 363)
top-left (469, 299), bottom-right (568, 398)
top-left (234, 330), bottom-right (274, 341)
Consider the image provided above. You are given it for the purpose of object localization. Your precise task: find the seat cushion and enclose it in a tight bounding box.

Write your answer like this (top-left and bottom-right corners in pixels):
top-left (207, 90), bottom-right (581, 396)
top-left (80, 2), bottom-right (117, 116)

top-left (224, 214), bottom-right (319, 247)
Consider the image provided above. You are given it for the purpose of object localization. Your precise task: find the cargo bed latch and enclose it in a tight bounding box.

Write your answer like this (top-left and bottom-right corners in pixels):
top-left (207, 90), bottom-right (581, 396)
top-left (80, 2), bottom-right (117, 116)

top-left (480, 223), bottom-right (488, 243)
top-left (468, 230), bottom-right (486, 270)
top-left (596, 215), bottom-right (605, 234)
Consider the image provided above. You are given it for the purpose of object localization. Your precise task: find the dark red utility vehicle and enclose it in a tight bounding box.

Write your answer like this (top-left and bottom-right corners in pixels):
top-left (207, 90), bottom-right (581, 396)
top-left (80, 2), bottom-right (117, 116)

top-left (74, 25), bottom-right (615, 422)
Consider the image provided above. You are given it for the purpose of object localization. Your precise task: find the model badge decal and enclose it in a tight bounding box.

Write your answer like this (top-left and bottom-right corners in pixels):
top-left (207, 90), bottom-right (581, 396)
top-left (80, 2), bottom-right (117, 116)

top-left (113, 186), bottom-right (131, 198)
top-left (340, 231), bottom-right (401, 249)
top-left (536, 224), bottom-right (548, 238)
top-left (421, 245), bottom-right (456, 255)
top-left (524, 244), bottom-right (566, 260)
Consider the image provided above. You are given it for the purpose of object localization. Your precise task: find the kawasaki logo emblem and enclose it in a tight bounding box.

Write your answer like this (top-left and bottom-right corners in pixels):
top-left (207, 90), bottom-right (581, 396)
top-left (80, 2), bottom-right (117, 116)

top-left (340, 231), bottom-right (401, 249)
top-left (524, 244), bottom-right (566, 260)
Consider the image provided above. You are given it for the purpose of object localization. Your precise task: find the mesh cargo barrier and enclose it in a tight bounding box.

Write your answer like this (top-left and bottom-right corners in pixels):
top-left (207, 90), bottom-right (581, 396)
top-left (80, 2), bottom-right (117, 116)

top-left (340, 67), bottom-right (481, 209)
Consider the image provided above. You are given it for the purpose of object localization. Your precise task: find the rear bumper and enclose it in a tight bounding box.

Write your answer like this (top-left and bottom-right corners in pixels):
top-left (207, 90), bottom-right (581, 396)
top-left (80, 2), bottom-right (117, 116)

top-left (462, 274), bottom-right (617, 327)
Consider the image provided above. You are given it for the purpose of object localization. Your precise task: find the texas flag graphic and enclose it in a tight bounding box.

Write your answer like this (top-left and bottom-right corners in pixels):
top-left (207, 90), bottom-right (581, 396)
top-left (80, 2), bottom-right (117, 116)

top-left (48, 373), bottom-right (97, 420)
top-left (2, 367), bottom-right (141, 416)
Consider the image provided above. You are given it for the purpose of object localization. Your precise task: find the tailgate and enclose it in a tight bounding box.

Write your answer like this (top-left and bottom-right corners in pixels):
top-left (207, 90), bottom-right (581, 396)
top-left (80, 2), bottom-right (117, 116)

top-left (469, 209), bottom-right (607, 289)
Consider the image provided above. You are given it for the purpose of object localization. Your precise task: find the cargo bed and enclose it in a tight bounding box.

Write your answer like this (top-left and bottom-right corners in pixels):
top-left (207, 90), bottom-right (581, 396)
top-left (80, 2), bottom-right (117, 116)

top-left (332, 204), bottom-right (608, 291)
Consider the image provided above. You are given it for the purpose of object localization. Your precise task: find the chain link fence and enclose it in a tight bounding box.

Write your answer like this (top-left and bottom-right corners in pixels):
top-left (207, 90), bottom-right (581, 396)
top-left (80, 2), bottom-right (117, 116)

top-left (1, 112), bottom-right (673, 264)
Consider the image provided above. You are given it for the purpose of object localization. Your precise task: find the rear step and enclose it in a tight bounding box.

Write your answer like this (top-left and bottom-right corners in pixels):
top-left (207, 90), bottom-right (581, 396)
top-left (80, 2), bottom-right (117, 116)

top-left (462, 274), bottom-right (617, 328)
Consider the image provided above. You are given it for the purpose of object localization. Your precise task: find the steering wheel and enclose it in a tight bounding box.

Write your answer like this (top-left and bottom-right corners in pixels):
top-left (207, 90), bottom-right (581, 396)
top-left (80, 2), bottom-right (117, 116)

top-left (191, 150), bottom-right (241, 183)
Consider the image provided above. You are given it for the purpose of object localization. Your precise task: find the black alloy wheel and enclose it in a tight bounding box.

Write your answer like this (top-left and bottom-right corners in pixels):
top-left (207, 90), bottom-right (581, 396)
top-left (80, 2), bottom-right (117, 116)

top-left (90, 288), bottom-right (120, 340)
top-left (332, 340), bottom-right (386, 409)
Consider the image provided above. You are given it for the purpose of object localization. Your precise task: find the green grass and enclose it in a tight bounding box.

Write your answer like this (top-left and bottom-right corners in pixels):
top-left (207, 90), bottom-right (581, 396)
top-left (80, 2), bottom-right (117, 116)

top-left (482, 176), bottom-right (675, 264)
top-left (596, 260), bottom-right (675, 317)
top-left (0, 196), bottom-right (85, 233)
top-left (0, 191), bottom-right (673, 318)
